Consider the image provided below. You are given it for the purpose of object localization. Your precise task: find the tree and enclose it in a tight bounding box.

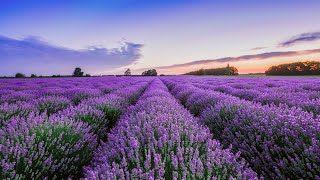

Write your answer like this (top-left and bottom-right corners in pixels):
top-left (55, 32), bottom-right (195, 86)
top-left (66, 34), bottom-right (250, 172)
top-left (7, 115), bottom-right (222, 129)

top-left (142, 69), bottom-right (157, 76)
top-left (15, 73), bottom-right (26, 78)
top-left (31, 74), bottom-right (37, 78)
top-left (73, 67), bottom-right (84, 77)
top-left (226, 64), bottom-right (231, 75)
top-left (265, 61), bottom-right (320, 75)
top-left (185, 66), bottom-right (238, 76)
top-left (124, 68), bottom-right (131, 76)
top-left (85, 74), bottom-right (91, 77)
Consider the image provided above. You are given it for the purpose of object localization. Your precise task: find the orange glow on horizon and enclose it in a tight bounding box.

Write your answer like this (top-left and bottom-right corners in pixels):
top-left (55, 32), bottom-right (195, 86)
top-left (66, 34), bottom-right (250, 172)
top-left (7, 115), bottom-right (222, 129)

top-left (155, 52), bottom-right (320, 74)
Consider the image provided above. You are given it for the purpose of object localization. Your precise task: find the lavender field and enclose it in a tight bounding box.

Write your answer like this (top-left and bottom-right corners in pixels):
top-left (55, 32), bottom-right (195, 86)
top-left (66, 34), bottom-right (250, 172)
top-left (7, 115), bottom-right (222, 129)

top-left (0, 76), bottom-right (319, 179)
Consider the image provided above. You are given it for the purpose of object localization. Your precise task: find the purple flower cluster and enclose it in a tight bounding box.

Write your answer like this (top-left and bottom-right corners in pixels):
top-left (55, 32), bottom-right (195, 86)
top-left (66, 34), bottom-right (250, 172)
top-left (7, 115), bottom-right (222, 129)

top-left (0, 77), bottom-right (151, 178)
top-left (162, 77), bottom-right (320, 179)
top-left (34, 95), bottom-right (71, 116)
top-left (0, 113), bottom-right (98, 179)
top-left (189, 77), bottom-right (320, 116)
top-left (84, 79), bottom-right (258, 179)
top-left (64, 88), bottom-right (101, 105)
top-left (0, 101), bottom-right (37, 126)
top-left (59, 104), bottom-right (107, 140)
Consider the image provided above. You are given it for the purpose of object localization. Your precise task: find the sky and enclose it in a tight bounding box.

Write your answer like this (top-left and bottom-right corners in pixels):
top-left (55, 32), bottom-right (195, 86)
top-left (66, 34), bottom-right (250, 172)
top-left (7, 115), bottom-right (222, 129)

top-left (0, 0), bottom-right (320, 76)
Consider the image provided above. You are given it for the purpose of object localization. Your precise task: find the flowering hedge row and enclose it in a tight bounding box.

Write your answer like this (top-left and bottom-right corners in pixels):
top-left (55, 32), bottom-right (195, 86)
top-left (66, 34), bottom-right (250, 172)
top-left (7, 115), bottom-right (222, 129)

top-left (193, 82), bottom-right (320, 116)
top-left (84, 79), bottom-right (258, 179)
top-left (0, 114), bottom-right (98, 179)
top-left (163, 78), bottom-right (320, 179)
top-left (178, 77), bottom-right (320, 116)
top-left (0, 78), bottom-right (150, 179)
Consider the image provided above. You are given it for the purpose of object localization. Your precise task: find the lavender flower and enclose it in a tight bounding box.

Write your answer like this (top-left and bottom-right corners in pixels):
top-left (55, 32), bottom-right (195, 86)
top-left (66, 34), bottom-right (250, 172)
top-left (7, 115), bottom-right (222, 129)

top-left (34, 96), bottom-right (70, 116)
top-left (0, 101), bottom-right (37, 126)
top-left (0, 113), bottom-right (97, 179)
top-left (59, 104), bottom-right (107, 140)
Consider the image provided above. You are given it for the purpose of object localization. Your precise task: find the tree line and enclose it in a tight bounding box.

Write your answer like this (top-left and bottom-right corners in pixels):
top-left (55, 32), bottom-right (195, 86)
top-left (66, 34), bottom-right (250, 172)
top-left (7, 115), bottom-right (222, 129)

top-left (10, 67), bottom-right (160, 78)
top-left (265, 61), bottom-right (320, 76)
top-left (12, 67), bottom-right (91, 78)
top-left (8, 61), bottom-right (320, 78)
top-left (123, 68), bottom-right (158, 76)
top-left (184, 64), bottom-right (239, 76)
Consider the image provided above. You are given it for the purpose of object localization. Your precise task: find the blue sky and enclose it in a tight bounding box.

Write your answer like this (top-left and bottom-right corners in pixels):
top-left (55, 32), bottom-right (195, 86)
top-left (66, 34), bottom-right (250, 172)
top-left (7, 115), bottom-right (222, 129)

top-left (0, 0), bottom-right (320, 75)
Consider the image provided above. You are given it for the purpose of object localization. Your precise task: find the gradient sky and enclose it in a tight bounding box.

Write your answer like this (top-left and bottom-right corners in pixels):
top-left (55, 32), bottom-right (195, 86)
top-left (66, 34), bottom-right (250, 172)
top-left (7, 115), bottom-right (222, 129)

top-left (0, 0), bottom-right (320, 75)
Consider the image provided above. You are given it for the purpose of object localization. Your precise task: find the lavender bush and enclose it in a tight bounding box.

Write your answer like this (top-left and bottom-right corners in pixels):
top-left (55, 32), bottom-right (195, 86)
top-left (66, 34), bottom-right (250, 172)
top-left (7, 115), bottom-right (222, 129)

top-left (0, 102), bottom-right (36, 126)
top-left (200, 100), bottom-right (320, 179)
top-left (59, 104), bottom-right (107, 140)
top-left (0, 114), bottom-right (97, 179)
top-left (35, 96), bottom-right (70, 116)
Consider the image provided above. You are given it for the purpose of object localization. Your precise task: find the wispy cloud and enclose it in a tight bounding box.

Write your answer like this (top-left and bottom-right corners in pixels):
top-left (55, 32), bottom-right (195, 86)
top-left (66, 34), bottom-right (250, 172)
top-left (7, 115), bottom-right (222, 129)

top-left (154, 48), bottom-right (320, 70)
top-left (0, 35), bottom-right (143, 76)
top-left (250, 47), bottom-right (267, 51)
top-left (279, 31), bottom-right (320, 47)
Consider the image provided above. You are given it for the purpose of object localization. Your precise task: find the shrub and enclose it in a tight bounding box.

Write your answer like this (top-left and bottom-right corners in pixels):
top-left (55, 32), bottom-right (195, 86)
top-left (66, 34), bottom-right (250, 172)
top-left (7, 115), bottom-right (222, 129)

top-left (84, 94), bottom-right (128, 125)
top-left (0, 102), bottom-right (36, 126)
top-left (0, 114), bottom-right (97, 179)
top-left (35, 96), bottom-right (70, 116)
top-left (65, 88), bottom-right (101, 106)
top-left (200, 99), bottom-right (320, 179)
top-left (61, 104), bottom-right (107, 140)
top-left (185, 90), bottom-right (228, 116)
top-left (1, 91), bottom-right (35, 104)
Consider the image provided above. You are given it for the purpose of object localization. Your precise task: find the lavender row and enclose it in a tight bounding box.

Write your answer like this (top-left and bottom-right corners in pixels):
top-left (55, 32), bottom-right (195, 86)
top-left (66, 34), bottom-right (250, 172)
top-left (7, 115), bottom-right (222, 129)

top-left (162, 78), bottom-right (320, 179)
top-left (58, 81), bottom-right (149, 141)
top-left (84, 79), bottom-right (258, 179)
top-left (0, 77), bottom-right (150, 105)
top-left (193, 82), bottom-right (320, 116)
top-left (0, 78), bottom-right (150, 127)
top-left (0, 79), bottom-right (150, 179)
top-left (164, 76), bottom-right (320, 116)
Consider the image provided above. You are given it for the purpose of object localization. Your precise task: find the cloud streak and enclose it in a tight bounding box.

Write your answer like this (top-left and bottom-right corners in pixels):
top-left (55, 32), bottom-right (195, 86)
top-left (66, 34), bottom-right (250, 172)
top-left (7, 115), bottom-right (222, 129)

top-left (279, 31), bottom-right (320, 47)
top-left (250, 47), bottom-right (267, 51)
top-left (155, 48), bottom-right (320, 70)
top-left (0, 35), bottom-right (143, 76)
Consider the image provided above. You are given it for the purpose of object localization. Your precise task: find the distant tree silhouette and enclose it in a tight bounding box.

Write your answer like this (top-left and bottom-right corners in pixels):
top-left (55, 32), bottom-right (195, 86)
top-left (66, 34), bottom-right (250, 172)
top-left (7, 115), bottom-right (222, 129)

top-left (85, 74), bottom-right (91, 77)
top-left (15, 73), bottom-right (26, 78)
top-left (31, 74), bottom-right (37, 78)
top-left (265, 61), bottom-right (320, 75)
top-left (142, 69), bottom-right (157, 76)
top-left (73, 67), bottom-right (84, 77)
top-left (124, 68), bottom-right (131, 76)
top-left (226, 64), bottom-right (231, 75)
top-left (185, 65), bottom-right (238, 76)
